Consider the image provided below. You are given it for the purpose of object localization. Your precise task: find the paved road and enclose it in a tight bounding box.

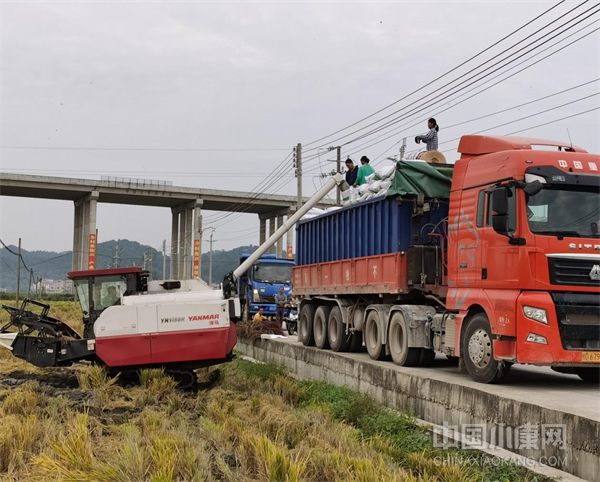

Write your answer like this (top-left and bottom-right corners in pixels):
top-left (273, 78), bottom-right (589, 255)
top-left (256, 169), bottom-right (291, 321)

top-left (278, 334), bottom-right (600, 421)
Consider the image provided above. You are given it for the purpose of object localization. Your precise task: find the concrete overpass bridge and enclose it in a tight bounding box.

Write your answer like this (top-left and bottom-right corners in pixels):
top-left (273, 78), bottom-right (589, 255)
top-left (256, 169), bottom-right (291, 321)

top-left (0, 173), bottom-right (336, 277)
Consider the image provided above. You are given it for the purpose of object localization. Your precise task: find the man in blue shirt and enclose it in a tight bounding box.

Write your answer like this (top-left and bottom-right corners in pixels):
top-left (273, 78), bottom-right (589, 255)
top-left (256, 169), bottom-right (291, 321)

top-left (345, 158), bottom-right (358, 186)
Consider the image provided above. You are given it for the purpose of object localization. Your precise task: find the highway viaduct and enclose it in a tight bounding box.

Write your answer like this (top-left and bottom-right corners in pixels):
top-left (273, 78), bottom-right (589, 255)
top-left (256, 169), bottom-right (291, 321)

top-left (0, 173), bottom-right (336, 277)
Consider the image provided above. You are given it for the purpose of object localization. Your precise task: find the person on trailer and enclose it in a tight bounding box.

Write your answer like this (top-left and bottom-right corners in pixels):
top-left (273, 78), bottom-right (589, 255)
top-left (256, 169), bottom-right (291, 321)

top-left (415, 117), bottom-right (439, 151)
top-left (274, 286), bottom-right (289, 328)
top-left (253, 307), bottom-right (268, 322)
top-left (415, 118), bottom-right (446, 163)
top-left (356, 156), bottom-right (375, 185)
top-left (344, 158), bottom-right (359, 186)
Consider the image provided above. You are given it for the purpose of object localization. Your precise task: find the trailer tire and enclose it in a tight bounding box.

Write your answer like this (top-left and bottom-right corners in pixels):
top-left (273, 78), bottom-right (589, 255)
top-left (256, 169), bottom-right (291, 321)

top-left (365, 311), bottom-right (386, 361)
top-left (328, 306), bottom-right (349, 352)
top-left (388, 312), bottom-right (420, 366)
top-left (298, 304), bottom-right (316, 346)
top-left (314, 305), bottom-right (331, 349)
top-left (461, 313), bottom-right (509, 384)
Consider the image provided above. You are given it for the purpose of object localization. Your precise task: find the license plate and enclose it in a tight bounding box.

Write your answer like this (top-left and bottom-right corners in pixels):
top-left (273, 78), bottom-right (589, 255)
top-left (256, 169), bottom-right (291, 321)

top-left (581, 352), bottom-right (600, 362)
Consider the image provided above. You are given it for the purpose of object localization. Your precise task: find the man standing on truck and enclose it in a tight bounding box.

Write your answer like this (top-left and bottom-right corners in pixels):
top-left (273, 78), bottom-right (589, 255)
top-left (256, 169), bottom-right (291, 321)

top-left (345, 158), bottom-right (359, 186)
top-left (356, 156), bottom-right (375, 185)
top-left (274, 286), bottom-right (289, 328)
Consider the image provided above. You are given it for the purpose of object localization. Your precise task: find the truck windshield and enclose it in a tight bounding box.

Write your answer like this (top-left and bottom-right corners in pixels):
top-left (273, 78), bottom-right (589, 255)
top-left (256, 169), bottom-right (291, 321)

top-left (253, 264), bottom-right (292, 284)
top-left (527, 186), bottom-right (600, 238)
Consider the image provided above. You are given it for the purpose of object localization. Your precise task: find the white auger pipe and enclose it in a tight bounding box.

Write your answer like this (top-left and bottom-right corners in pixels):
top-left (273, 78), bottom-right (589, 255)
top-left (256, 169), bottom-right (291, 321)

top-left (233, 173), bottom-right (345, 280)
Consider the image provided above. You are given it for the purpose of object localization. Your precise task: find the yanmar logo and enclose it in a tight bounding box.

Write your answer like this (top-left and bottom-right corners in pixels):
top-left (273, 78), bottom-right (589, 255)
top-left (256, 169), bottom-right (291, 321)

top-left (568, 243), bottom-right (600, 251)
top-left (188, 314), bottom-right (220, 321)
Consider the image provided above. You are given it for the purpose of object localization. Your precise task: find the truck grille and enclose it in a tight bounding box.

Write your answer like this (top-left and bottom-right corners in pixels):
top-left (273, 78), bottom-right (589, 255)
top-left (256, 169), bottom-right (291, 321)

top-left (551, 292), bottom-right (600, 350)
top-left (548, 257), bottom-right (600, 287)
top-left (260, 295), bottom-right (276, 303)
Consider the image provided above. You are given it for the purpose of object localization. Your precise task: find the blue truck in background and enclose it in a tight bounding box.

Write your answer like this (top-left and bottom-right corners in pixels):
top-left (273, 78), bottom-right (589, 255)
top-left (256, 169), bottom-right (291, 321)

top-left (238, 253), bottom-right (295, 321)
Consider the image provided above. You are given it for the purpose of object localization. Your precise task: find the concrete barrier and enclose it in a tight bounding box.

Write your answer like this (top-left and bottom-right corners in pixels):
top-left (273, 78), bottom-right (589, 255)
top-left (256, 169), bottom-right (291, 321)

top-left (237, 337), bottom-right (600, 481)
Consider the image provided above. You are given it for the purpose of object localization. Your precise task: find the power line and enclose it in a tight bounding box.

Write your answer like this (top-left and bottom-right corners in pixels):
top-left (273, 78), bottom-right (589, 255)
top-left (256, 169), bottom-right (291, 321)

top-left (438, 92), bottom-right (600, 147)
top-left (0, 145), bottom-right (290, 152)
top-left (332, 3), bottom-right (599, 149)
top-left (439, 107), bottom-right (600, 154)
top-left (335, 23), bottom-right (600, 162)
top-left (301, 0), bottom-right (568, 149)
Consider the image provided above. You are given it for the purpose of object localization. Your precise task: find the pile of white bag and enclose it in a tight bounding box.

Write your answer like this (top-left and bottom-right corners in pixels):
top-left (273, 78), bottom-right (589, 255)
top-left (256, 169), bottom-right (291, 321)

top-left (301, 160), bottom-right (400, 220)
top-left (341, 160), bottom-right (397, 206)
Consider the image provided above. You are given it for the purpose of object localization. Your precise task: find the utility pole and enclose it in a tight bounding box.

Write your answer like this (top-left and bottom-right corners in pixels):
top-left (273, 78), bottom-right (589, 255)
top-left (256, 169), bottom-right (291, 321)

top-left (336, 146), bottom-right (342, 205)
top-left (162, 240), bottom-right (167, 280)
top-left (295, 143), bottom-right (302, 209)
top-left (28, 270), bottom-right (33, 298)
top-left (112, 241), bottom-right (120, 268)
top-left (208, 227), bottom-right (216, 286)
top-left (143, 249), bottom-right (154, 279)
top-left (15, 238), bottom-right (21, 304)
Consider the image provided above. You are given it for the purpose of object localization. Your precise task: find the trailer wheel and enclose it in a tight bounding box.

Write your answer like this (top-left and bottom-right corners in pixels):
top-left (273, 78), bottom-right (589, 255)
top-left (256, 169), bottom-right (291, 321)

top-left (365, 311), bottom-right (386, 361)
top-left (575, 367), bottom-right (600, 384)
top-left (298, 304), bottom-right (316, 346)
top-left (388, 312), bottom-right (420, 366)
top-left (313, 305), bottom-right (331, 349)
top-left (328, 306), bottom-right (349, 352)
top-left (461, 313), bottom-right (509, 384)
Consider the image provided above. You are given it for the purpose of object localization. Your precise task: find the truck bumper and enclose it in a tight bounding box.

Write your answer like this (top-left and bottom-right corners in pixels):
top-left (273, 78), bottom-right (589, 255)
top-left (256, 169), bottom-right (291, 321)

top-left (515, 291), bottom-right (600, 366)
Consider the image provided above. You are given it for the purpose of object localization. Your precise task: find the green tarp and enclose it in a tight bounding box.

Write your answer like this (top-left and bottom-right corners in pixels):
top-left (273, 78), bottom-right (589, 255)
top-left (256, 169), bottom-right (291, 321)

top-left (386, 160), bottom-right (453, 199)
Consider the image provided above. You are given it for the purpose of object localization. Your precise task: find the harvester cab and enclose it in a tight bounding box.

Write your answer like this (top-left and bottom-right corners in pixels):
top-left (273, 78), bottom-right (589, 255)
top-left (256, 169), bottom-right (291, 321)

top-left (68, 267), bottom-right (149, 338)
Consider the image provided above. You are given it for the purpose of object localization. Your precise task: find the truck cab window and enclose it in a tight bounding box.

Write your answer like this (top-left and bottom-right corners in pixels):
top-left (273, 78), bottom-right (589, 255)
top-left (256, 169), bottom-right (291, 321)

top-left (476, 190), bottom-right (486, 227)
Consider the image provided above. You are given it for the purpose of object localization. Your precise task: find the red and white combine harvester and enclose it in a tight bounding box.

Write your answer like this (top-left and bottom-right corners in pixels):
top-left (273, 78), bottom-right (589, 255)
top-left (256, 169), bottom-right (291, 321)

top-left (0, 175), bottom-right (345, 388)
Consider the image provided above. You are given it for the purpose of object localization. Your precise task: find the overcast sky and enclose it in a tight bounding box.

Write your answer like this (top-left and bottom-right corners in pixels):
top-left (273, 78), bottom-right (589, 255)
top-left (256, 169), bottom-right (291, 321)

top-left (1, 0), bottom-right (599, 256)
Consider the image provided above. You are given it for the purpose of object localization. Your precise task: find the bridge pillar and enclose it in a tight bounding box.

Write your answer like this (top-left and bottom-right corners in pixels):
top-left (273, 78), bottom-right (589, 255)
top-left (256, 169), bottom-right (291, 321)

top-left (259, 216), bottom-right (267, 245)
top-left (170, 207), bottom-right (180, 279)
top-left (170, 200), bottom-right (202, 280)
top-left (72, 191), bottom-right (99, 271)
top-left (268, 216), bottom-right (276, 254)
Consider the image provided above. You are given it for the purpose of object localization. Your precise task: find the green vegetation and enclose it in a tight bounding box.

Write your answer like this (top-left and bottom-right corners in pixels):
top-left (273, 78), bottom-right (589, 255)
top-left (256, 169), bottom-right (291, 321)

top-left (0, 240), bottom-right (258, 291)
top-left (0, 301), bottom-right (548, 481)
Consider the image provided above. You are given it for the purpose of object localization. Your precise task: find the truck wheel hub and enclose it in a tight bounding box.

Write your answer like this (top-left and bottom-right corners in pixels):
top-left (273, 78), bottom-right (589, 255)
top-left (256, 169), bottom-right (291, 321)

top-left (468, 329), bottom-right (491, 367)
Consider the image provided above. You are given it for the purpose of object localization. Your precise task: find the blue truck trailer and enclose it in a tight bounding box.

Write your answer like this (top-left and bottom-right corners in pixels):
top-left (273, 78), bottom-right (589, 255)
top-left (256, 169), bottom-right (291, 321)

top-left (238, 253), bottom-right (294, 321)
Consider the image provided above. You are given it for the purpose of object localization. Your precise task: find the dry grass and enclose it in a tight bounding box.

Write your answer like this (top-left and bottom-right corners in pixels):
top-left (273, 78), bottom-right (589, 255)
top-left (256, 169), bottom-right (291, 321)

top-left (237, 318), bottom-right (284, 341)
top-left (0, 302), bottom-right (544, 481)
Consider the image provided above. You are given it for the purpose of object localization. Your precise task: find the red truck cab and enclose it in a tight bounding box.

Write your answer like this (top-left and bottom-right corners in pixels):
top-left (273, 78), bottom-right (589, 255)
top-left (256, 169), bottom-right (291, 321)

top-left (448, 135), bottom-right (599, 382)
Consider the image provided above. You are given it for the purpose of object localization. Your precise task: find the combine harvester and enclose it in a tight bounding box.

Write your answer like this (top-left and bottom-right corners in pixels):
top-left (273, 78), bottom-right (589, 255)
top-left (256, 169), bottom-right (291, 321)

top-left (293, 135), bottom-right (600, 383)
top-left (0, 175), bottom-right (345, 388)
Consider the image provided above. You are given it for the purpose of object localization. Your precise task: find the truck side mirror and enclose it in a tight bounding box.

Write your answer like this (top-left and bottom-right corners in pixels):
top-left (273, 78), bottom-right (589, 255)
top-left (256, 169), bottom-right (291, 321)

top-left (490, 187), bottom-right (510, 237)
top-left (523, 180), bottom-right (543, 196)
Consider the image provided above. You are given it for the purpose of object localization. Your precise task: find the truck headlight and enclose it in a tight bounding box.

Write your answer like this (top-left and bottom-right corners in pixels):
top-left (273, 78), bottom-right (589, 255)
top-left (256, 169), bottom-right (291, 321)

top-left (253, 289), bottom-right (260, 302)
top-left (523, 306), bottom-right (548, 324)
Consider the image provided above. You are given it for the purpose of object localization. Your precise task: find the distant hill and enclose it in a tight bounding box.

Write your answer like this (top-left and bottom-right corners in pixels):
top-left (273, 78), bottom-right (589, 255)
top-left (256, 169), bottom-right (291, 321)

top-left (0, 240), bottom-right (259, 291)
